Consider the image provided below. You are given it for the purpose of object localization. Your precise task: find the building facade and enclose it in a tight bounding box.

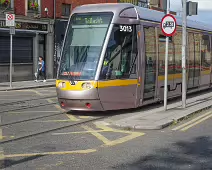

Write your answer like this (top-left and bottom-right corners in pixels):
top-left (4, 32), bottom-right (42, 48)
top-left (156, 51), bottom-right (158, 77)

top-left (0, 0), bottom-right (165, 82)
top-left (0, 0), bottom-right (55, 82)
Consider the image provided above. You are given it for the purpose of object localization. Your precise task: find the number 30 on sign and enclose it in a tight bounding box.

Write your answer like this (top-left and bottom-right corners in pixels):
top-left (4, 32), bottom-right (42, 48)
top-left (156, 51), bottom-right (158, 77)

top-left (120, 25), bottom-right (132, 32)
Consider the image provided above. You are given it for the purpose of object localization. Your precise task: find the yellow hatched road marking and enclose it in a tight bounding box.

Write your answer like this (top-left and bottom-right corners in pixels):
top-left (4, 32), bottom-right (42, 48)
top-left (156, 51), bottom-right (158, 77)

top-left (2, 123), bottom-right (145, 159)
top-left (181, 114), bottom-right (212, 131)
top-left (81, 125), bottom-right (111, 144)
top-left (172, 111), bottom-right (212, 131)
top-left (53, 122), bottom-right (145, 147)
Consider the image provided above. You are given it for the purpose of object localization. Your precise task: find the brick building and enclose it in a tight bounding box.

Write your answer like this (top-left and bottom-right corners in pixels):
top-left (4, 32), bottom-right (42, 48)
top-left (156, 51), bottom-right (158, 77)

top-left (0, 0), bottom-right (162, 82)
top-left (0, 0), bottom-right (55, 82)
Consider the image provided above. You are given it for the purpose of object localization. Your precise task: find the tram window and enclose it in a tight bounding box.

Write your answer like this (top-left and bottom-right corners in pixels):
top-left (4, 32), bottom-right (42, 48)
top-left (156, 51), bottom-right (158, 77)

top-left (201, 34), bottom-right (211, 71)
top-left (194, 33), bottom-right (201, 78)
top-left (158, 30), bottom-right (175, 75)
top-left (100, 24), bottom-right (138, 80)
top-left (174, 31), bottom-right (182, 73)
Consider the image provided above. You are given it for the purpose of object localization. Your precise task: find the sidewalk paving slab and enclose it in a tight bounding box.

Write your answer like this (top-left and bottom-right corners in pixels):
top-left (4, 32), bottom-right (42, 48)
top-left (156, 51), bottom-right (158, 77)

top-left (100, 91), bottom-right (212, 130)
top-left (0, 79), bottom-right (56, 91)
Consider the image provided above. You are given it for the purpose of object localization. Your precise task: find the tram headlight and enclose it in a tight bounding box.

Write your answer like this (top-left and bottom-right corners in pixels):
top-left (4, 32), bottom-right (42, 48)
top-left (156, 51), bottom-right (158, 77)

top-left (81, 82), bottom-right (93, 89)
top-left (58, 82), bottom-right (66, 88)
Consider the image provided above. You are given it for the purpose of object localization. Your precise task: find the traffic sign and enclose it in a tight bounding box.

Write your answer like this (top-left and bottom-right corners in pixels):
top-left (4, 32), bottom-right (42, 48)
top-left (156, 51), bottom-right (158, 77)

top-left (161, 14), bottom-right (177, 37)
top-left (10, 27), bottom-right (15, 35)
top-left (6, 13), bottom-right (15, 27)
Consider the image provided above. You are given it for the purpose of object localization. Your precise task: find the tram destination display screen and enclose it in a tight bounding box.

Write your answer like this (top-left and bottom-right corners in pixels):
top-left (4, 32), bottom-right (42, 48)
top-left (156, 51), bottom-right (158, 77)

top-left (72, 12), bottom-right (113, 25)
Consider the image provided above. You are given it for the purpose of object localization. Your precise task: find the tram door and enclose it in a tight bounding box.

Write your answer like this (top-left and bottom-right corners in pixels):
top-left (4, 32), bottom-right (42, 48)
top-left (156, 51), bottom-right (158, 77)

top-left (142, 26), bottom-right (157, 101)
top-left (188, 33), bottom-right (201, 89)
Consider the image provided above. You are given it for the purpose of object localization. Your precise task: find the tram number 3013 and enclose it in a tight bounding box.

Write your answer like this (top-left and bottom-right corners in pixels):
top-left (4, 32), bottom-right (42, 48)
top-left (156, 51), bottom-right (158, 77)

top-left (120, 25), bottom-right (132, 32)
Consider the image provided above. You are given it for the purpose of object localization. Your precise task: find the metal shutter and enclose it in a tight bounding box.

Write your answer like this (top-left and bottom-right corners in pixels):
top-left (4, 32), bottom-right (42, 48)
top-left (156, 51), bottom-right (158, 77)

top-left (0, 36), bottom-right (33, 63)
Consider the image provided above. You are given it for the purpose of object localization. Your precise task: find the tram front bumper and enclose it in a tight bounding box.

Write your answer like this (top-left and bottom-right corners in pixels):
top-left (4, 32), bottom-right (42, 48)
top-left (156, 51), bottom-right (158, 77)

top-left (56, 88), bottom-right (104, 111)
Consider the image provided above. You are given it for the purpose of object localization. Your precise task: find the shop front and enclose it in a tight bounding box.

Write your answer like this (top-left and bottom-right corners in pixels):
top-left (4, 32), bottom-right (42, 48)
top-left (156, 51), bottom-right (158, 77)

top-left (0, 19), bottom-right (54, 82)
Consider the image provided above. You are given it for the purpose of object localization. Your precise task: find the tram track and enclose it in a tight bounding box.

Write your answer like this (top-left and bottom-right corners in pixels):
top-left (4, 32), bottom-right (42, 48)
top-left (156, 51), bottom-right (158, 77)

top-left (0, 111), bottom-right (65, 127)
top-left (0, 97), bottom-right (58, 114)
top-left (0, 95), bottom-right (57, 107)
top-left (0, 114), bottom-right (108, 144)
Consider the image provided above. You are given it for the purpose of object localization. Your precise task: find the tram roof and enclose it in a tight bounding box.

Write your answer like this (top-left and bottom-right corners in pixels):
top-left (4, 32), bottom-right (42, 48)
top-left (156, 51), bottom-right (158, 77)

top-left (72, 3), bottom-right (212, 32)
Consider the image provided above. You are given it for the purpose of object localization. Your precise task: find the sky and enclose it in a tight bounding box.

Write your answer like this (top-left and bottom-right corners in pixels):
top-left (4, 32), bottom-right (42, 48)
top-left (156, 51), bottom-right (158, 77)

top-left (170, 0), bottom-right (212, 24)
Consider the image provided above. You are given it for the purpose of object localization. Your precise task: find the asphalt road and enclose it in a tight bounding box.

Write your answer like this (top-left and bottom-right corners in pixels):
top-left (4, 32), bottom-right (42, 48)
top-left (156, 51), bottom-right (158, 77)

top-left (0, 87), bottom-right (211, 170)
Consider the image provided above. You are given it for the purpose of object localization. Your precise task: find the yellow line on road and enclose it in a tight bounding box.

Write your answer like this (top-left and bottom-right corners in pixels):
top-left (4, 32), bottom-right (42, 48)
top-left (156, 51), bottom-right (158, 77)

top-left (30, 90), bottom-right (44, 96)
top-left (78, 116), bottom-right (92, 119)
top-left (0, 129), bottom-right (2, 140)
top-left (46, 99), bottom-right (54, 103)
top-left (102, 132), bottom-right (145, 147)
top-left (4, 149), bottom-right (96, 158)
top-left (9, 111), bottom-right (59, 114)
top-left (52, 130), bottom-right (109, 135)
top-left (35, 120), bottom-right (73, 123)
top-left (81, 125), bottom-right (111, 145)
top-left (95, 123), bottom-right (114, 131)
top-left (180, 113), bottom-right (212, 131)
top-left (172, 111), bottom-right (212, 131)
top-left (66, 114), bottom-right (80, 121)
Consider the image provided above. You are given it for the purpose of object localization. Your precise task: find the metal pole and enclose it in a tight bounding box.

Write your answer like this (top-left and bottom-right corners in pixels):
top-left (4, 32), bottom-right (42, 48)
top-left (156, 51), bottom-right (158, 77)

top-left (182, 0), bottom-right (187, 108)
top-left (164, 0), bottom-right (170, 111)
top-left (9, 32), bottom-right (13, 88)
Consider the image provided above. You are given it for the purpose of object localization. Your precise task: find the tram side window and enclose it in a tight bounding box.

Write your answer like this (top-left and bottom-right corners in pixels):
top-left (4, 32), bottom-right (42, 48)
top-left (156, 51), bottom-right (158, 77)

top-left (201, 34), bottom-right (211, 71)
top-left (173, 31), bottom-right (182, 73)
top-left (100, 24), bottom-right (138, 80)
top-left (158, 29), bottom-right (174, 75)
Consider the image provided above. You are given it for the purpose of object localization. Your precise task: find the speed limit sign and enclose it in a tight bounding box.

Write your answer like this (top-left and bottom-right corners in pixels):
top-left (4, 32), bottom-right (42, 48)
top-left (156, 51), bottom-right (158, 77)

top-left (161, 14), bottom-right (177, 37)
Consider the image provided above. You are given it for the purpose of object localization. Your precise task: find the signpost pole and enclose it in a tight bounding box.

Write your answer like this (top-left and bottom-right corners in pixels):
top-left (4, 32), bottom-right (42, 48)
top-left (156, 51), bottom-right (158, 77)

top-left (9, 28), bottom-right (13, 88)
top-left (6, 13), bottom-right (15, 88)
top-left (182, 0), bottom-right (187, 108)
top-left (164, 0), bottom-right (170, 111)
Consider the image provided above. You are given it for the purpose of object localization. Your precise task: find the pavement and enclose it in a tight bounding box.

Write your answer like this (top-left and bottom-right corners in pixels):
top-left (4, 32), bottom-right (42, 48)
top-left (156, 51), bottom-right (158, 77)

top-left (97, 89), bottom-right (212, 130)
top-left (0, 79), bottom-right (56, 91)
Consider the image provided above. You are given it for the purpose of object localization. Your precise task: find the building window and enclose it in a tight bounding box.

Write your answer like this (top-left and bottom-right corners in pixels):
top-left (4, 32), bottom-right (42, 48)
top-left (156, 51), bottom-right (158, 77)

top-left (28, 0), bottom-right (40, 12)
top-left (62, 4), bottom-right (71, 17)
top-left (0, 0), bottom-right (14, 9)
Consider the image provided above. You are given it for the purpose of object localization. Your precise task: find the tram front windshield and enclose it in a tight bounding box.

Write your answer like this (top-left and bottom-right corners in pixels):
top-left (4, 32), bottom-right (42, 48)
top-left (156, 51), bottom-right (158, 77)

top-left (58, 12), bottom-right (113, 80)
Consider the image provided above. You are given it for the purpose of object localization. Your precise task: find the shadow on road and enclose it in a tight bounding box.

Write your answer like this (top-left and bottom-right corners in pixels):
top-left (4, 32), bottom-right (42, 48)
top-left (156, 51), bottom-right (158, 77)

top-left (0, 155), bottom-right (44, 169)
top-left (112, 136), bottom-right (212, 170)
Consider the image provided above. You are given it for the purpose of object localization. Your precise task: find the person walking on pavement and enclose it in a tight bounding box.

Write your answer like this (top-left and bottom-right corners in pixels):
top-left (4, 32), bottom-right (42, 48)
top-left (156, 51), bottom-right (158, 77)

top-left (35, 56), bottom-right (46, 82)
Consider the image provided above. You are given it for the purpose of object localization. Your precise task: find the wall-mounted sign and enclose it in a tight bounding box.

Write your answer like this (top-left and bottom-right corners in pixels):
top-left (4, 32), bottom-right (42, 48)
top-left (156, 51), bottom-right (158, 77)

top-left (0, 20), bottom-right (48, 31)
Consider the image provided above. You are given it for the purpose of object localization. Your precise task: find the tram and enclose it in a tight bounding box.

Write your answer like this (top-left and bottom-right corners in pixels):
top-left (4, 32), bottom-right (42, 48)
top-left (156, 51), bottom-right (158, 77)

top-left (56, 3), bottom-right (212, 111)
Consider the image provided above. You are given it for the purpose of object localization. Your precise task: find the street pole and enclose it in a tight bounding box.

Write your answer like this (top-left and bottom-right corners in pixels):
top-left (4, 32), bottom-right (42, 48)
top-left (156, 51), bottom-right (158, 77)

top-left (9, 29), bottom-right (13, 88)
top-left (164, 0), bottom-right (170, 111)
top-left (182, 0), bottom-right (187, 108)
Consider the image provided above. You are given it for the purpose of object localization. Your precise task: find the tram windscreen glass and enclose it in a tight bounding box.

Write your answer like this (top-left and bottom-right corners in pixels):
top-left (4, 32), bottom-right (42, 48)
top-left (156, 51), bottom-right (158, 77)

top-left (58, 12), bottom-right (113, 80)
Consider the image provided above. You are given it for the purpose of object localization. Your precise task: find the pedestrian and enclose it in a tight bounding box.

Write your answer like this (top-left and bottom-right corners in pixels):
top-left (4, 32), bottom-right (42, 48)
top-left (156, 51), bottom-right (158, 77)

top-left (35, 56), bottom-right (46, 82)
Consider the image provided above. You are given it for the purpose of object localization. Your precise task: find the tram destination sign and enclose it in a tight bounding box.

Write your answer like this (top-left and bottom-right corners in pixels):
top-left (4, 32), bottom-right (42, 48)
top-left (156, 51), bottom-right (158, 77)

top-left (72, 13), bottom-right (112, 25)
top-left (161, 14), bottom-right (177, 37)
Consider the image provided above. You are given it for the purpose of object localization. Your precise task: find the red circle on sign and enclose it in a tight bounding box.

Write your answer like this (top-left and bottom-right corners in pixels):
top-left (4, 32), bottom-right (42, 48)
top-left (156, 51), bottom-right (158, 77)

top-left (160, 14), bottom-right (177, 37)
top-left (7, 14), bottom-right (13, 20)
